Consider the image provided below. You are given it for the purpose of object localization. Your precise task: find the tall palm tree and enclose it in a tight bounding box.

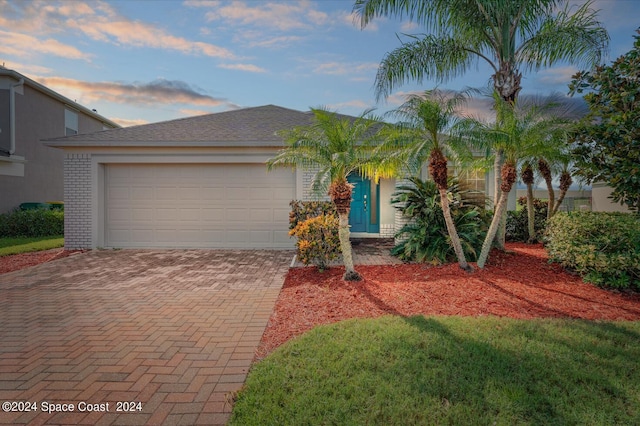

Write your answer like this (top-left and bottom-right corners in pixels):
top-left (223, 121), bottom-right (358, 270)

top-left (267, 108), bottom-right (389, 281)
top-left (456, 95), bottom-right (569, 268)
top-left (382, 90), bottom-right (474, 272)
top-left (353, 0), bottom-right (609, 104)
top-left (354, 0), bottom-right (609, 247)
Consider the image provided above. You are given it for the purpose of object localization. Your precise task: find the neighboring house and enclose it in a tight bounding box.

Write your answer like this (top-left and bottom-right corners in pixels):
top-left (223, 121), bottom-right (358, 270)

top-left (46, 104), bottom-right (507, 250)
top-left (0, 68), bottom-right (119, 213)
top-left (591, 182), bottom-right (635, 213)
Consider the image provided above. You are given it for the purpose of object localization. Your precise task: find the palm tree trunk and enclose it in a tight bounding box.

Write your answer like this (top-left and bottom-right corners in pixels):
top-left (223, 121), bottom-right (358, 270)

top-left (478, 191), bottom-right (509, 269)
top-left (538, 159), bottom-right (554, 220)
top-left (526, 182), bottom-right (536, 243)
top-left (493, 150), bottom-right (506, 250)
top-left (478, 160), bottom-right (517, 269)
top-left (338, 211), bottom-right (361, 281)
top-left (439, 188), bottom-right (473, 272)
top-left (551, 171), bottom-right (572, 217)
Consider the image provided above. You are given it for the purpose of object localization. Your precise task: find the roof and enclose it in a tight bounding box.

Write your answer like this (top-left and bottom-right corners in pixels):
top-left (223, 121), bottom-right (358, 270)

top-left (45, 105), bottom-right (317, 148)
top-left (0, 67), bottom-right (120, 129)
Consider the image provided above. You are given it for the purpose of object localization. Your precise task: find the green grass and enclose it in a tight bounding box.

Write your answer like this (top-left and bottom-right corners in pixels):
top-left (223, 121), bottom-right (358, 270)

top-left (230, 316), bottom-right (640, 426)
top-left (0, 235), bottom-right (64, 256)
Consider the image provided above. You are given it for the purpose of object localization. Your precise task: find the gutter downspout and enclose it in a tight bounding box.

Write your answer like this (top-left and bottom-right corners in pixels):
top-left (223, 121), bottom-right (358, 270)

top-left (9, 77), bottom-right (24, 155)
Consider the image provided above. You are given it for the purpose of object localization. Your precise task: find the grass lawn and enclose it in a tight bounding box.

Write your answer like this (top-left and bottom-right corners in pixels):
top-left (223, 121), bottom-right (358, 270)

top-left (0, 235), bottom-right (64, 256)
top-left (230, 315), bottom-right (640, 425)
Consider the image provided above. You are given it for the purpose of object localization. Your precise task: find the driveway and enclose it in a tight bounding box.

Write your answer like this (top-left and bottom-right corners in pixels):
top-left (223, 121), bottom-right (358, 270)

top-left (0, 249), bottom-right (292, 426)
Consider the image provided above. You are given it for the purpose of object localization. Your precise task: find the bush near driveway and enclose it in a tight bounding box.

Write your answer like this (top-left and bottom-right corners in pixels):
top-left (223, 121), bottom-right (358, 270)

top-left (289, 200), bottom-right (341, 270)
top-left (290, 214), bottom-right (340, 271)
top-left (0, 208), bottom-right (64, 237)
top-left (545, 212), bottom-right (640, 289)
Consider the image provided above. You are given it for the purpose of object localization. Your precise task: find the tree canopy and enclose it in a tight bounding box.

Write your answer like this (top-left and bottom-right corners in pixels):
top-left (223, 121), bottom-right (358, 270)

top-left (569, 29), bottom-right (640, 213)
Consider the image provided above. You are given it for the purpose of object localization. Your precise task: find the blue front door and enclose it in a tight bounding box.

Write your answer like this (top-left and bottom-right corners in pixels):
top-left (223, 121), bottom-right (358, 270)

top-left (349, 174), bottom-right (369, 232)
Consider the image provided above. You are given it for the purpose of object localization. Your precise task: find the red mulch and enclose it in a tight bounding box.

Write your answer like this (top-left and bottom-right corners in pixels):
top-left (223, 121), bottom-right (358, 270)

top-left (0, 248), bottom-right (79, 274)
top-left (257, 243), bottom-right (640, 359)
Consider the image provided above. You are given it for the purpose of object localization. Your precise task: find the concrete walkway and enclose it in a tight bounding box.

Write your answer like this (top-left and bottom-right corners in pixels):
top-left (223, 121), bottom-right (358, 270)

top-left (0, 249), bottom-right (292, 426)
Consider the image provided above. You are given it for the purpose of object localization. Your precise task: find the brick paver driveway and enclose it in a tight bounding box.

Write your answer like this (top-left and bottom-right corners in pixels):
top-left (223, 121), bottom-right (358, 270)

top-left (0, 249), bottom-right (292, 426)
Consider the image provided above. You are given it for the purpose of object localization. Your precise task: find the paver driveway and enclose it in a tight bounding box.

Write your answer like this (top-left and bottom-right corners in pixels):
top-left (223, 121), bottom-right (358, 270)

top-left (0, 249), bottom-right (292, 426)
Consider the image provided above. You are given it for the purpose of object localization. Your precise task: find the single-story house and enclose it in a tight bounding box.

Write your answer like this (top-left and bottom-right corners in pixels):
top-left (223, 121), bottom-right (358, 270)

top-left (46, 104), bottom-right (505, 250)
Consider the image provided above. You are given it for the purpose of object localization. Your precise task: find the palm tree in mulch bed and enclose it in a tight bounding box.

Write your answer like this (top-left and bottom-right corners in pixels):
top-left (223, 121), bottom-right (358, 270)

top-left (267, 107), bottom-right (393, 281)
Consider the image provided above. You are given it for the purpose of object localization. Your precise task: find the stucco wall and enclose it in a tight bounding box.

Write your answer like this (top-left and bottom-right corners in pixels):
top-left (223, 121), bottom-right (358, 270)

top-left (591, 183), bottom-right (633, 213)
top-left (0, 84), bottom-right (111, 213)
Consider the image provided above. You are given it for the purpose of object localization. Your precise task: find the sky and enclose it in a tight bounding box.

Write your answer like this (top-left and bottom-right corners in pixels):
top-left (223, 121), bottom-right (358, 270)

top-left (1, 0), bottom-right (639, 127)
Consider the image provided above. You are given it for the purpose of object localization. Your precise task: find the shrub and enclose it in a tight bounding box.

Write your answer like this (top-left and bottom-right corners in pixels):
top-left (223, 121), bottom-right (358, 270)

top-left (290, 214), bottom-right (340, 271)
top-left (545, 212), bottom-right (640, 289)
top-left (506, 197), bottom-right (548, 242)
top-left (0, 208), bottom-right (64, 237)
top-left (391, 177), bottom-right (490, 263)
top-left (289, 200), bottom-right (336, 230)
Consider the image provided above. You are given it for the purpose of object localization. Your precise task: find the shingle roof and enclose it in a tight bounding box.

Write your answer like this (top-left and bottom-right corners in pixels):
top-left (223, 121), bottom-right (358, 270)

top-left (45, 105), bottom-right (315, 147)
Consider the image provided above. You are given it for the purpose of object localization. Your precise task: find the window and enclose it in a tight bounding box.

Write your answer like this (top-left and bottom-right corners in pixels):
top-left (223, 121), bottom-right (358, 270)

top-left (65, 109), bottom-right (78, 136)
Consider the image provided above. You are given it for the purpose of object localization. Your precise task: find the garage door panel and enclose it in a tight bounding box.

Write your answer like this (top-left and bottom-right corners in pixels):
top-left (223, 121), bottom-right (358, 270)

top-left (105, 164), bottom-right (294, 248)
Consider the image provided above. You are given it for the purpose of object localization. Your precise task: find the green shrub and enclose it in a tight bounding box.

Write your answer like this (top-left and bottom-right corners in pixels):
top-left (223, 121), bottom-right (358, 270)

top-left (290, 214), bottom-right (340, 271)
top-left (506, 197), bottom-right (548, 242)
top-left (289, 200), bottom-right (336, 230)
top-left (0, 208), bottom-right (64, 237)
top-left (391, 177), bottom-right (490, 264)
top-left (545, 212), bottom-right (640, 289)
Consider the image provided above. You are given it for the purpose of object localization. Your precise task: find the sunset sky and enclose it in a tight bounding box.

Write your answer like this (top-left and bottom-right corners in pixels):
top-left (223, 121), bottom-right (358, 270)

top-left (1, 0), bottom-right (638, 127)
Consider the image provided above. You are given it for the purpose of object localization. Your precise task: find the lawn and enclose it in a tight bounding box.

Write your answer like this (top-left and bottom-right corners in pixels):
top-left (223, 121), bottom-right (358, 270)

top-left (230, 315), bottom-right (640, 425)
top-left (0, 235), bottom-right (64, 256)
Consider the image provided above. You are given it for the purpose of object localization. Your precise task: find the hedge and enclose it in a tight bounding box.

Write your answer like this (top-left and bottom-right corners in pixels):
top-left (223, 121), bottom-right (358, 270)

top-left (0, 208), bottom-right (64, 237)
top-left (545, 212), bottom-right (640, 289)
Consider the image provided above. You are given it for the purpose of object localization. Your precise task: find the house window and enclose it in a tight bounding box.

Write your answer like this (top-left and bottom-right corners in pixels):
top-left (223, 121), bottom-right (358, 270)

top-left (457, 169), bottom-right (486, 206)
top-left (65, 109), bottom-right (78, 136)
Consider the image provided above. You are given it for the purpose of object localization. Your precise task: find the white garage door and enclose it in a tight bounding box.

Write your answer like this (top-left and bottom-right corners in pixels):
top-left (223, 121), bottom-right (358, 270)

top-left (105, 164), bottom-right (295, 248)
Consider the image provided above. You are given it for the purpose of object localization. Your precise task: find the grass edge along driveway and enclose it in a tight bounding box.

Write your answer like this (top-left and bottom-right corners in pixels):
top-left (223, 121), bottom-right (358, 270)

top-left (0, 235), bottom-right (64, 256)
top-left (230, 315), bottom-right (640, 425)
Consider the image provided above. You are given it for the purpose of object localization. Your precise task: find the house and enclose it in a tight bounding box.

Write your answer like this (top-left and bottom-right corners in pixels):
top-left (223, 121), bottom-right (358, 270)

top-left (0, 67), bottom-right (119, 213)
top-left (46, 104), bottom-right (505, 250)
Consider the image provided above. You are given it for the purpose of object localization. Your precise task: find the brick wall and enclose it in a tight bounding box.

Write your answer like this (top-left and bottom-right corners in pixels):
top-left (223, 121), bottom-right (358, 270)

top-left (64, 153), bottom-right (92, 249)
top-left (301, 169), bottom-right (330, 201)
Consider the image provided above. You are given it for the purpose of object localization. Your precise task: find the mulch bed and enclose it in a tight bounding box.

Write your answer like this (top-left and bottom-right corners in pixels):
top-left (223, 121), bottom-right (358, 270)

top-left (0, 248), bottom-right (79, 274)
top-left (257, 243), bottom-right (640, 359)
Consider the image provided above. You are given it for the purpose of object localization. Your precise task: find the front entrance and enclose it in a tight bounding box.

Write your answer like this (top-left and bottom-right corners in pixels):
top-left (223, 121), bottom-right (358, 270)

top-left (348, 173), bottom-right (379, 233)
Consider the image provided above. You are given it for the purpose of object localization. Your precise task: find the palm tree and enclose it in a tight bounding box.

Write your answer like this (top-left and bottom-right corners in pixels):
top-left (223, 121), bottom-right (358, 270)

top-left (353, 0), bottom-right (609, 247)
top-left (267, 108), bottom-right (388, 281)
top-left (382, 90), bottom-right (474, 272)
top-left (456, 95), bottom-right (569, 268)
top-left (353, 0), bottom-right (608, 104)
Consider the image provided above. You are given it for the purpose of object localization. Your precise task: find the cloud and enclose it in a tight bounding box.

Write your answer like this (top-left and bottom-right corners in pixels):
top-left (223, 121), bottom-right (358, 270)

top-left (314, 61), bottom-right (379, 76)
top-left (247, 35), bottom-right (304, 49)
top-left (179, 108), bottom-right (214, 117)
top-left (0, 1), bottom-right (235, 60)
top-left (0, 30), bottom-right (91, 61)
top-left (218, 63), bottom-right (267, 73)
top-left (196, 0), bottom-right (328, 31)
top-left (112, 117), bottom-right (149, 128)
top-left (0, 61), bottom-right (54, 76)
top-left (327, 99), bottom-right (373, 111)
top-left (34, 76), bottom-right (232, 108)
top-left (535, 66), bottom-right (579, 85)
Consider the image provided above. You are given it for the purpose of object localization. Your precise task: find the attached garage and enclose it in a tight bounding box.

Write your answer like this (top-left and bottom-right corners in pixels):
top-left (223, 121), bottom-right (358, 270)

top-left (45, 105), bottom-right (312, 250)
top-left (105, 163), bottom-right (295, 248)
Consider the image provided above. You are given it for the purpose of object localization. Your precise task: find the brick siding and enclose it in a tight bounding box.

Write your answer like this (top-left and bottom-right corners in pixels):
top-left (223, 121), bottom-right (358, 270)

top-left (64, 153), bottom-right (92, 249)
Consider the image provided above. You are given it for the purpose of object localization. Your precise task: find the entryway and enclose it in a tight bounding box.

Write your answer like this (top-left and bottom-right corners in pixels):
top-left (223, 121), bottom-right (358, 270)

top-left (348, 173), bottom-right (380, 234)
